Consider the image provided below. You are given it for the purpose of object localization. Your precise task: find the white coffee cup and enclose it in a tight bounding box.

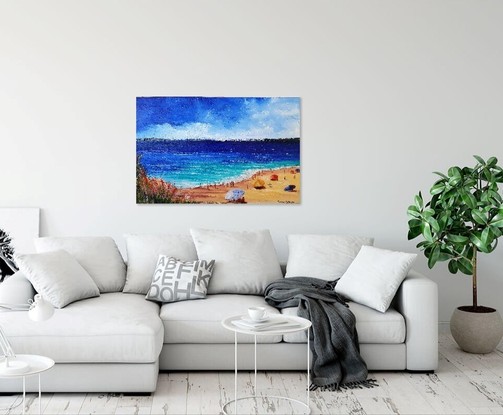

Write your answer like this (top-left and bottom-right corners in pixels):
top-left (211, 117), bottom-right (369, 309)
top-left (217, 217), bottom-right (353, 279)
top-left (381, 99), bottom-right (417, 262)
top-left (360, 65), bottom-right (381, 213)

top-left (248, 306), bottom-right (267, 321)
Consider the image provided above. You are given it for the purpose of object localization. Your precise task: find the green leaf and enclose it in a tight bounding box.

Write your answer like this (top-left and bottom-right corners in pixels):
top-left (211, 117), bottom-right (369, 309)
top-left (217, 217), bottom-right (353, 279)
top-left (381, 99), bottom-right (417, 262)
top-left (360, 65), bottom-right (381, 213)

top-left (407, 205), bottom-right (421, 218)
top-left (463, 245), bottom-right (475, 260)
top-left (471, 209), bottom-right (487, 225)
top-left (430, 194), bottom-right (440, 210)
top-left (437, 250), bottom-right (451, 262)
top-left (487, 156), bottom-right (498, 167)
top-left (448, 166), bottom-right (462, 178)
top-left (446, 234), bottom-right (469, 243)
top-left (448, 167), bottom-right (463, 186)
top-left (490, 212), bottom-right (503, 223)
top-left (488, 239), bottom-right (499, 253)
top-left (430, 182), bottom-right (446, 196)
top-left (481, 190), bottom-right (491, 204)
top-left (416, 241), bottom-right (430, 249)
top-left (491, 225), bottom-right (502, 237)
top-left (473, 155), bottom-right (486, 165)
top-left (448, 259), bottom-right (458, 274)
top-left (460, 191), bottom-right (477, 209)
top-left (458, 257), bottom-right (473, 275)
top-left (426, 216), bottom-right (440, 233)
top-left (483, 168), bottom-right (495, 183)
top-left (481, 227), bottom-right (493, 246)
top-left (489, 190), bottom-right (503, 203)
top-left (414, 194), bottom-right (423, 210)
top-left (422, 208), bottom-right (435, 218)
top-left (470, 232), bottom-right (490, 253)
top-left (433, 171), bottom-right (449, 180)
top-left (407, 219), bottom-right (422, 240)
top-left (422, 223), bottom-right (434, 243)
top-left (408, 218), bottom-right (422, 227)
top-left (408, 229), bottom-right (421, 240)
top-left (437, 215), bottom-right (447, 232)
top-left (428, 244), bottom-right (441, 269)
top-left (485, 240), bottom-right (497, 253)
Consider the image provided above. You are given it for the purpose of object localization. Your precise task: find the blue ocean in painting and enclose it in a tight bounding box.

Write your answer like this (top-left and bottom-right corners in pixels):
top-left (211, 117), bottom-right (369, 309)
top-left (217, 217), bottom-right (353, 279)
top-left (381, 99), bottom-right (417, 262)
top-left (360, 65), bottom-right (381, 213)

top-left (137, 138), bottom-right (300, 188)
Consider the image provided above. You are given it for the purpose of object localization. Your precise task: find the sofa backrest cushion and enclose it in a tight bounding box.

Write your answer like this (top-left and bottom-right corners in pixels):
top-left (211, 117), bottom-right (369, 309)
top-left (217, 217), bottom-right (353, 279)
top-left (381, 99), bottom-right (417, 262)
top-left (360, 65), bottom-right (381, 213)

top-left (285, 234), bottom-right (374, 280)
top-left (123, 234), bottom-right (198, 294)
top-left (16, 250), bottom-right (100, 308)
top-left (35, 236), bottom-right (126, 293)
top-left (190, 228), bottom-right (283, 295)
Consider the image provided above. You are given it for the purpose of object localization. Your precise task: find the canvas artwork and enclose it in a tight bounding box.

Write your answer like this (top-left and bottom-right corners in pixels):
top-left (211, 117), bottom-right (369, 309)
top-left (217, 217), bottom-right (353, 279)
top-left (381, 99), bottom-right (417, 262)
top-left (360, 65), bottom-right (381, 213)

top-left (136, 97), bottom-right (300, 204)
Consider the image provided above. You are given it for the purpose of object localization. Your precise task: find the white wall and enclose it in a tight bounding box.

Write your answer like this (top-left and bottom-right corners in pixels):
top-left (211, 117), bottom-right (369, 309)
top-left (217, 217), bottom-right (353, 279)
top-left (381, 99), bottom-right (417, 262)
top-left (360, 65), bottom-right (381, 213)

top-left (1, 0), bottom-right (502, 323)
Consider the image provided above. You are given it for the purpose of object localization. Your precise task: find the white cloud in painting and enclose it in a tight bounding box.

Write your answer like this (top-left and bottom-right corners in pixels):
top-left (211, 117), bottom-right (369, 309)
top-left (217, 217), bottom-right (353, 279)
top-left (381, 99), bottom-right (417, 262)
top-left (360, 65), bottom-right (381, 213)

top-left (137, 97), bottom-right (300, 140)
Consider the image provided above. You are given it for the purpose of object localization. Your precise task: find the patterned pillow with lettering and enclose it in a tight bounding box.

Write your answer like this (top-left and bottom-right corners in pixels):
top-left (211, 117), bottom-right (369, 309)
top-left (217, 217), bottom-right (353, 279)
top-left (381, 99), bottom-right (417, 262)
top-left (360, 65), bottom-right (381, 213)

top-left (145, 255), bottom-right (215, 303)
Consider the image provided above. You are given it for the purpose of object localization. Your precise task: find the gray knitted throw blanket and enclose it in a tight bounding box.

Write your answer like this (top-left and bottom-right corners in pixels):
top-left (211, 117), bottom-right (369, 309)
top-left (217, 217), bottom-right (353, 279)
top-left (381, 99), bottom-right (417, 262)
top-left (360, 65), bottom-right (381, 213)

top-left (264, 276), bottom-right (377, 391)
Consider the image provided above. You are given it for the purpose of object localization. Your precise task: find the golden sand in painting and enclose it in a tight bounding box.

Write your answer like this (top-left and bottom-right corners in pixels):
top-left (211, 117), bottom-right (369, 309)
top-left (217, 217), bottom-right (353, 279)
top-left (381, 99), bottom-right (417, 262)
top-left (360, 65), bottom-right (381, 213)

top-left (178, 166), bottom-right (300, 204)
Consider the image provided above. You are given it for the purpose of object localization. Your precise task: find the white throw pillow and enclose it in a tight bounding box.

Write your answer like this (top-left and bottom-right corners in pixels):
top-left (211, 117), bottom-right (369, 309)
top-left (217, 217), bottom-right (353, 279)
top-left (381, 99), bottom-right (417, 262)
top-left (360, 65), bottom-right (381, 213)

top-left (34, 237), bottom-right (126, 293)
top-left (334, 245), bottom-right (417, 312)
top-left (16, 250), bottom-right (100, 308)
top-left (123, 234), bottom-right (198, 294)
top-left (285, 234), bottom-right (374, 280)
top-left (190, 228), bottom-right (283, 295)
top-left (145, 256), bottom-right (215, 303)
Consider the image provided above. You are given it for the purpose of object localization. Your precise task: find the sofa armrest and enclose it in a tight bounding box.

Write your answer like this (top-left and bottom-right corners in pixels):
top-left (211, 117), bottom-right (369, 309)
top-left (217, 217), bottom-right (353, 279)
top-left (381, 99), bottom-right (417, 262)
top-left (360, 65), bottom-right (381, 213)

top-left (395, 269), bottom-right (438, 371)
top-left (0, 271), bottom-right (35, 305)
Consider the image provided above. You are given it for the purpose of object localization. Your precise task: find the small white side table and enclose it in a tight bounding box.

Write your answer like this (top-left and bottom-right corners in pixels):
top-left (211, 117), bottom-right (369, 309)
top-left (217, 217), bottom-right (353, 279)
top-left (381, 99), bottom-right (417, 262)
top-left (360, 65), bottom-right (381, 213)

top-left (0, 354), bottom-right (55, 415)
top-left (221, 315), bottom-right (312, 414)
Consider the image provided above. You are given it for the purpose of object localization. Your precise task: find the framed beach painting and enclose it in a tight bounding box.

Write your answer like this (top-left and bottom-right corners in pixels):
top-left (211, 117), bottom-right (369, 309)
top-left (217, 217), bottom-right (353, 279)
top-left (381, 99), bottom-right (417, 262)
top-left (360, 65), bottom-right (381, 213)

top-left (136, 97), bottom-right (300, 204)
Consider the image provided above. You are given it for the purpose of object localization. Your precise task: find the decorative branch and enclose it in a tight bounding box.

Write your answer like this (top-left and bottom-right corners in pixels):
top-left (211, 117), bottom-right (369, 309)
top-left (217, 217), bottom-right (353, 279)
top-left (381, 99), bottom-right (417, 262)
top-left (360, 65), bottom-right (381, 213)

top-left (0, 229), bottom-right (18, 281)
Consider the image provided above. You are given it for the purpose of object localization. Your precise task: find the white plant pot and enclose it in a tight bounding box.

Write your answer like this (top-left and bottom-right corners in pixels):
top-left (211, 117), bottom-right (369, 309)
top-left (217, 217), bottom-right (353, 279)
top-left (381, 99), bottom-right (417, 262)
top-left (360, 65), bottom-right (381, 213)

top-left (450, 306), bottom-right (503, 354)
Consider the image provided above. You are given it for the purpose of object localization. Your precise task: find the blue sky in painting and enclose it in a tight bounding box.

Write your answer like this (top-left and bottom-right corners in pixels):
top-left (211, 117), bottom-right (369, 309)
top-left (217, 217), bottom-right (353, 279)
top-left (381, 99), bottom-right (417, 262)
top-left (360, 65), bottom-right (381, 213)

top-left (136, 97), bottom-right (300, 140)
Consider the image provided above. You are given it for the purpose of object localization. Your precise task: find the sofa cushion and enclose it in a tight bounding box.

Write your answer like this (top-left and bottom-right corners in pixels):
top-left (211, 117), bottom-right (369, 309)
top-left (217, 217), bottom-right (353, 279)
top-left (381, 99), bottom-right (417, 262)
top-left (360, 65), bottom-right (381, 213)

top-left (334, 246), bottom-right (417, 312)
top-left (123, 234), bottom-right (198, 294)
top-left (285, 234), bottom-right (374, 280)
top-left (0, 293), bottom-right (164, 363)
top-left (16, 250), bottom-right (100, 308)
top-left (34, 236), bottom-right (126, 293)
top-left (190, 228), bottom-right (283, 295)
top-left (160, 294), bottom-right (282, 344)
top-left (281, 301), bottom-right (405, 344)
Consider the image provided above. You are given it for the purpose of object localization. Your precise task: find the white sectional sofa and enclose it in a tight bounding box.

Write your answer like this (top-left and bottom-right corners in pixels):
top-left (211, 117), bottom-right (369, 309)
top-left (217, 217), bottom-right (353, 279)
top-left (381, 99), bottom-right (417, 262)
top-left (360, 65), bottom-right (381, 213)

top-left (0, 233), bottom-right (438, 393)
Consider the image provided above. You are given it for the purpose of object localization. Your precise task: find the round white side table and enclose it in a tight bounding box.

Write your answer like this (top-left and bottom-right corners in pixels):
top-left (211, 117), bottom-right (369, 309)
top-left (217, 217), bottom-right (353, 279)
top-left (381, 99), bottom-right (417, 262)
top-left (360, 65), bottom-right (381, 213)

top-left (221, 315), bottom-right (312, 415)
top-left (0, 354), bottom-right (55, 415)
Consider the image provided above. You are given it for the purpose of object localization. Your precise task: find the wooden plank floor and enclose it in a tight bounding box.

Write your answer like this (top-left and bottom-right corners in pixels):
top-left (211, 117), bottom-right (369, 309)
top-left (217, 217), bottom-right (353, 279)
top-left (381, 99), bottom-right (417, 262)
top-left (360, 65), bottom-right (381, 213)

top-left (1, 334), bottom-right (503, 414)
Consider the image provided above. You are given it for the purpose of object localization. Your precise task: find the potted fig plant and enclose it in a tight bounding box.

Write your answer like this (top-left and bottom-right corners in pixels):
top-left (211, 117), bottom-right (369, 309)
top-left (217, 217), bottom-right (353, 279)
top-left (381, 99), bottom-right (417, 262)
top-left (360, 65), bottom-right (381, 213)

top-left (407, 155), bottom-right (503, 353)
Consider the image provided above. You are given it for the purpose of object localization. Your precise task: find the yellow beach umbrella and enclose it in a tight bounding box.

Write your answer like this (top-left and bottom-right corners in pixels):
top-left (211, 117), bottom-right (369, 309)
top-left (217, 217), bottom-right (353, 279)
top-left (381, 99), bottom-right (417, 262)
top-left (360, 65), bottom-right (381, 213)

top-left (253, 178), bottom-right (266, 189)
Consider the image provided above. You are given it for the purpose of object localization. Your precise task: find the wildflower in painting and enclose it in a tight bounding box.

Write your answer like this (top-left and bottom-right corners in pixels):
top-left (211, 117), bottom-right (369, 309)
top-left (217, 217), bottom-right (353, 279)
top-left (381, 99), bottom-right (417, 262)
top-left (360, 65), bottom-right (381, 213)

top-left (136, 155), bottom-right (183, 204)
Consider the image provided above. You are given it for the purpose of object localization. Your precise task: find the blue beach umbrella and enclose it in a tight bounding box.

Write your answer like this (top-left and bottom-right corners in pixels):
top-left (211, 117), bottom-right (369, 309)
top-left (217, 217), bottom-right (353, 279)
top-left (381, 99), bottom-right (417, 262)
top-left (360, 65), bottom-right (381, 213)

top-left (284, 185), bottom-right (296, 192)
top-left (225, 189), bottom-right (245, 201)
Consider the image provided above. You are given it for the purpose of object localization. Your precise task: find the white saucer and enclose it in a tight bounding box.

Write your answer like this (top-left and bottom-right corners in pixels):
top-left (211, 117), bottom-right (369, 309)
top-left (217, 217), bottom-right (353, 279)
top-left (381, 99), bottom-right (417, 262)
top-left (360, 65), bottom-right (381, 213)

top-left (243, 315), bottom-right (270, 323)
